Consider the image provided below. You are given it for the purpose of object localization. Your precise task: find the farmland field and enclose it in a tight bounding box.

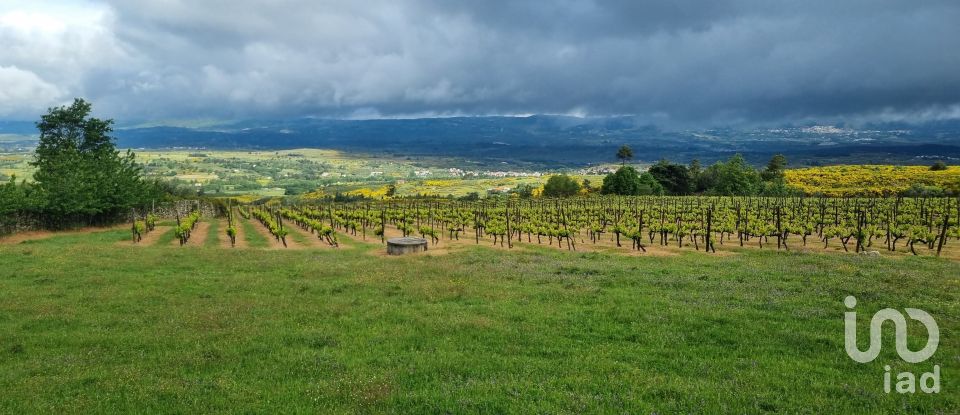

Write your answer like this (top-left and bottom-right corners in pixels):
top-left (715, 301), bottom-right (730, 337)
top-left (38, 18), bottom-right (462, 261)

top-left (6, 147), bottom-right (960, 198)
top-left (0, 221), bottom-right (957, 413)
top-left (1, 148), bottom-right (598, 198)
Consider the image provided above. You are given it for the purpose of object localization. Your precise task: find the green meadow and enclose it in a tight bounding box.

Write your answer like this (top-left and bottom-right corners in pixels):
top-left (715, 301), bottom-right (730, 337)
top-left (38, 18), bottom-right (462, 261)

top-left (0, 228), bottom-right (957, 413)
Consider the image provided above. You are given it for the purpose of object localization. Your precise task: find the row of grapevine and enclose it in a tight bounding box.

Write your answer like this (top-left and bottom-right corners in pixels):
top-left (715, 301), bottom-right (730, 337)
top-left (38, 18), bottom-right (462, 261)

top-left (174, 210), bottom-right (202, 246)
top-left (265, 196), bottom-right (958, 256)
top-left (278, 208), bottom-right (339, 247)
top-left (251, 207), bottom-right (289, 247)
top-left (225, 206), bottom-right (238, 247)
top-left (131, 213), bottom-right (158, 243)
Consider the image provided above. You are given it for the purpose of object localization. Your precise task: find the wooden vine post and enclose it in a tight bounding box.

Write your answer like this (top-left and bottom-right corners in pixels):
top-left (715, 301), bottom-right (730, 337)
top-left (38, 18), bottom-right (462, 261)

top-left (380, 207), bottom-right (386, 244)
top-left (506, 200), bottom-right (512, 249)
top-left (936, 209), bottom-right (949, 257)
top-left (130, 208), bottom-right (139, 244)
top-left (705, 205), bottom-right (714, 253)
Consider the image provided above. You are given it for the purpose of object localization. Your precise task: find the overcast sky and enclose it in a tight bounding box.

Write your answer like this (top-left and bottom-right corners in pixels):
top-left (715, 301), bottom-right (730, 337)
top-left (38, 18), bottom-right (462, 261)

top-left (1, 0), bottom-right (959, 126)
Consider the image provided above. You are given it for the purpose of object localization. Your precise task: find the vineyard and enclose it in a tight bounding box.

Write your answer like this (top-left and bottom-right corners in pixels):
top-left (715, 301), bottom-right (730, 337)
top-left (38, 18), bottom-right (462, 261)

top-left (111, 196), bottom-right (957, 259)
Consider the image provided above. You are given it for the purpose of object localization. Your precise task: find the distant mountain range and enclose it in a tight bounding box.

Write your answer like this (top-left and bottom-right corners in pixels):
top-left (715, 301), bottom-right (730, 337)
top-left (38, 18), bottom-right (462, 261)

top-left (3, 116), bottom-right (960, 167)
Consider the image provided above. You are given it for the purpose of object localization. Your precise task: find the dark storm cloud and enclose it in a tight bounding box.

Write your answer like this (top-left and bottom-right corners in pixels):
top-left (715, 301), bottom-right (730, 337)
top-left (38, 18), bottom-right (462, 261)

top-left (2, 0), bottom-right (959, 125)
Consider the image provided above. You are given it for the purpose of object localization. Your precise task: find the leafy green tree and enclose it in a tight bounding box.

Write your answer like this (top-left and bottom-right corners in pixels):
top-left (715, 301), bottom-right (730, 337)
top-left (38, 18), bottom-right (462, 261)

top-left (901, 183), bottom-right (945, 197)
top-left (616, 145), bottom-right (634, 165)
top-left (542, 174), bottom-right (581, 197)
top-left (601, 166), bottom-right (663, 195)
top-left (930, 161), bottom-right (948, 171)
top-left (0, 176), bottom-right (34, 233)
top-left (761, 154), bottom-right (788, 181)
top-left (638, 172), bottom-right (665, 195)
top-left (509, 183), bottom-right (536, 198)
top-left (647, 159), bottom-right (692, 195)
top-left (31, 98), bottom-right (148, 227)
top-left (759, 178), bottom-right (799, 196)
top-left (688, 159), bottom-right (702, 176)
top-left (756, 154), bottom-right (792, 195)
top-left (459, 192), bottom-right (480, 201)
top-left (708, 154), bottom-right (761, 196)
top-left (689, 159), bottom-right (705, 193)
top-left (0, 176), bottom-right (25, 211)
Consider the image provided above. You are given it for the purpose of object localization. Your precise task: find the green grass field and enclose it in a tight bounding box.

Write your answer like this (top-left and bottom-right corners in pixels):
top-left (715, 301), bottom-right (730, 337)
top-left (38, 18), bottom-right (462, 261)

top-left (0, 229), bottom-right (957, 413)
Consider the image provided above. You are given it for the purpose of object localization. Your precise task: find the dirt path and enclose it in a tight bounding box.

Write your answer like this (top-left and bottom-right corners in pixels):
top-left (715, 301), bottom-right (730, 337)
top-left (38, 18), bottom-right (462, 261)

top-left (219, 219), bottom-right (248, 249)
top-left (1, 225), bottom-right (126, 245)
top-left (169, 222), bottom-right (211, 247)
top-left (186, 222), bottom-right (211, 247)
top-left (117, 225), bottom-right (172, 247)
top-left (247, 218), bottom-right (299, 249)
top-left (284, 224), bottom-right (335, 248)
top-left (142, 226), bottom-right (172, 246)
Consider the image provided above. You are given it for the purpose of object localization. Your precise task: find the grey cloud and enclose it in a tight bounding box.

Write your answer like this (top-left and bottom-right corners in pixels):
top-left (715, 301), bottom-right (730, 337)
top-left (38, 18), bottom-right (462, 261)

top-left (1, 0), bottom-right (959, 126)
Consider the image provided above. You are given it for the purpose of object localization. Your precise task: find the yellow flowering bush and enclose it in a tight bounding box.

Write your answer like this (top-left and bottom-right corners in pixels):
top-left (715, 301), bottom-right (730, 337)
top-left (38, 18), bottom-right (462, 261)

top-left (785, 165), bottom-right (960, 196)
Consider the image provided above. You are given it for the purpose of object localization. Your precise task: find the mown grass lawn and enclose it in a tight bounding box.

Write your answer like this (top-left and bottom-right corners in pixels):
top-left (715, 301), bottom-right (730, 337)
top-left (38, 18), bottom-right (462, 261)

top-left (0, 229), bottom-right (957, 413)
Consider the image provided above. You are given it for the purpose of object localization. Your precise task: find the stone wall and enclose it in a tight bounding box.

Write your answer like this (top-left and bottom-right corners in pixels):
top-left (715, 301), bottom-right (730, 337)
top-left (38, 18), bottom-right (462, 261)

top-left (146, 200), bottom-right (220, 220)
top-left (0, 199), bottom-right (221, 236)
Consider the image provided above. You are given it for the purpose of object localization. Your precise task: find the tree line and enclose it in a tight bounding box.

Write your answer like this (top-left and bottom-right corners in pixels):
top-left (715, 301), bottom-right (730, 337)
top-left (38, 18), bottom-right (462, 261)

top-left (540, 145), bottom-right (792, 198)
top-left (1, 99), bottom-right (163, 232)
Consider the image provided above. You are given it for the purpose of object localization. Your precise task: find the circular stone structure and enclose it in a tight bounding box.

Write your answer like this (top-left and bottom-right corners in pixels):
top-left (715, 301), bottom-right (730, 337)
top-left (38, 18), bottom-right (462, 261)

top-left (386, 237), bottom-right (429, 255)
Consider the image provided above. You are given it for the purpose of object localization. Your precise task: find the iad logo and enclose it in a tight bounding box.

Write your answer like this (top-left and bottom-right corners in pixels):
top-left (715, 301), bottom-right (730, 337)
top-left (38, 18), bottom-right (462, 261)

top-left (844, 296), bottom-right (941, 393)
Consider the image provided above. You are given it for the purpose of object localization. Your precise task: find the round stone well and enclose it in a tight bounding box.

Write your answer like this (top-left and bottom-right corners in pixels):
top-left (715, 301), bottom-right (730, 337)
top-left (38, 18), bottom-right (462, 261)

top-left (386, 237), bottom-right (428, 255)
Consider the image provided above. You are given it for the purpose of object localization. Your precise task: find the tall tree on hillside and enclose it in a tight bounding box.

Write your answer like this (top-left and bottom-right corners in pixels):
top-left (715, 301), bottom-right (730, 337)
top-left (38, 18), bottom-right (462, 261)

top-left (616, 145), bottom-right (634, 165)
top-left (711, 154), bottom-right (762, 196)
top-left (759, 154), bottom-right (793, 195)
top-left (647, 159), bottom-right (692, 195)
top-left (31, 98), bottom-right (148, 227)
top-left (689, 159), bottom-right (702, 177)
top-left (761, 154), bottom-right (788, 181)
top-left (689, 159), bottom-right (704, 192)
top-left (601, 166), bottom-right (663, 195)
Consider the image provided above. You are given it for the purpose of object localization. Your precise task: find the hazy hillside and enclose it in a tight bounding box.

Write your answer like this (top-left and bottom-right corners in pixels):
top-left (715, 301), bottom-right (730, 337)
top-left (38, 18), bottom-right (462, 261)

top-left (4, 116), bottom-right (960, 167)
